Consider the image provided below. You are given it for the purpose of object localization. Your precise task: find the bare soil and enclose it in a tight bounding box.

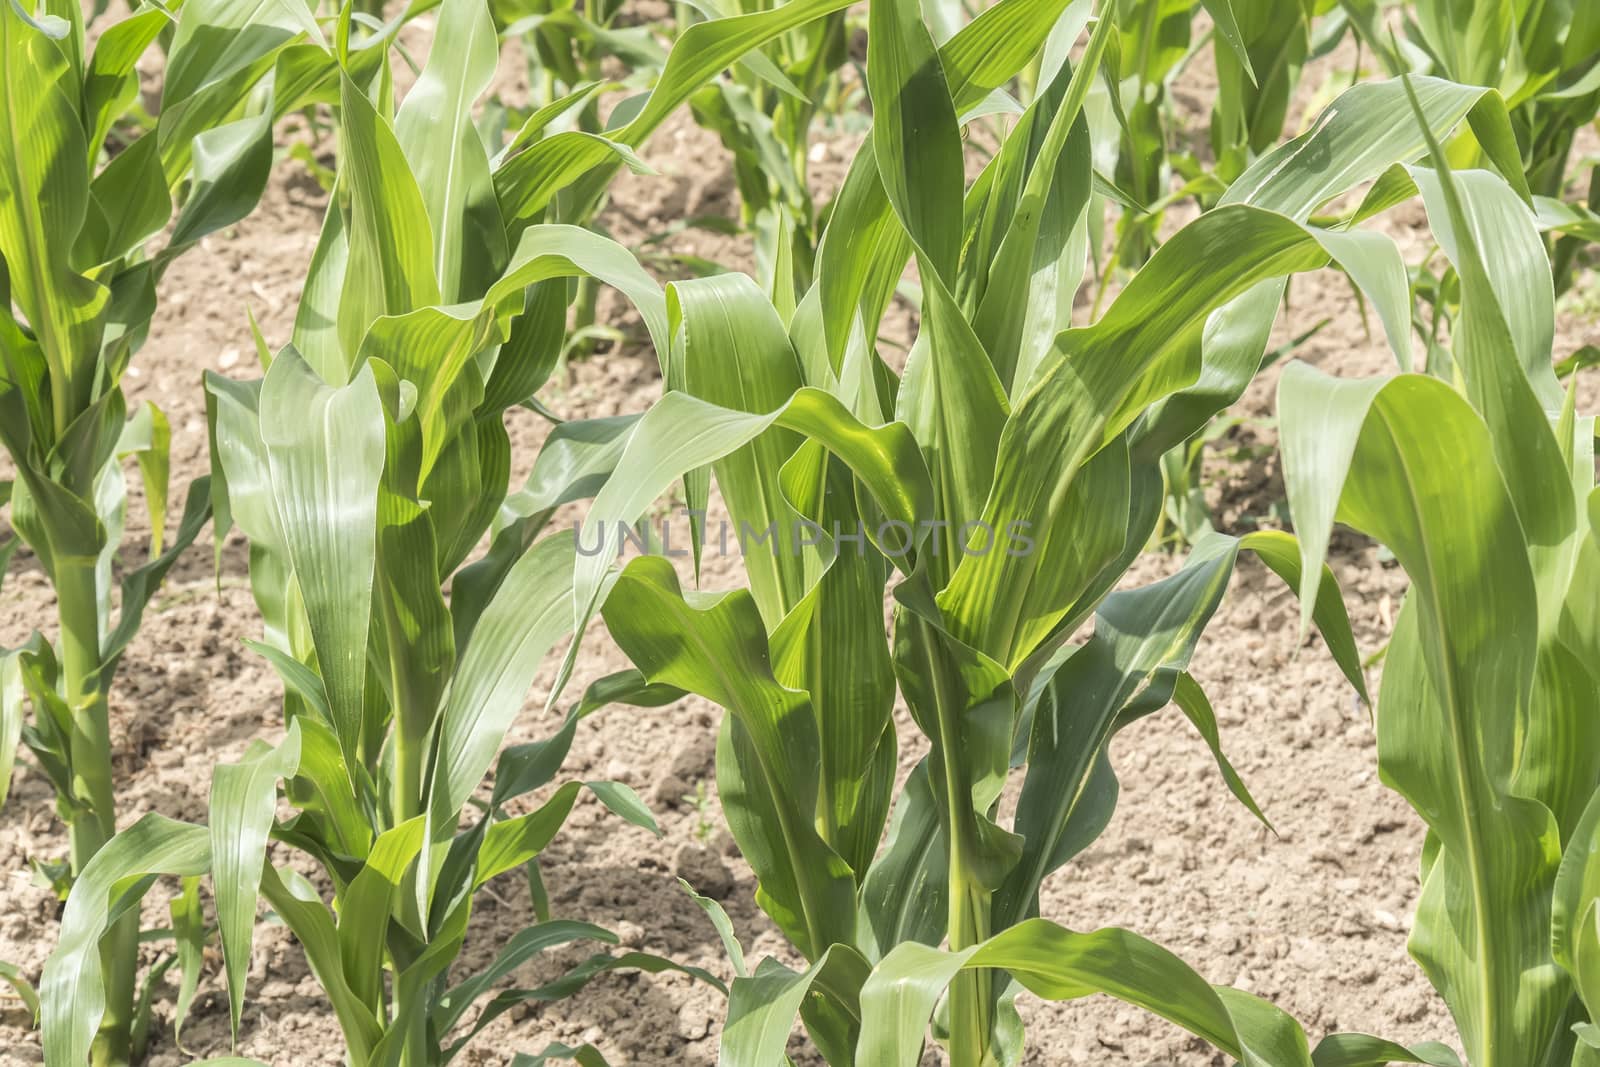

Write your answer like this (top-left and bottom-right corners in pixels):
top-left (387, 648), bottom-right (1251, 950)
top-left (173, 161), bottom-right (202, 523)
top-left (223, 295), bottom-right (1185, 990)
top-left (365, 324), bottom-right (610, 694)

top-left (3, 10), bottom-right (1598, 1067)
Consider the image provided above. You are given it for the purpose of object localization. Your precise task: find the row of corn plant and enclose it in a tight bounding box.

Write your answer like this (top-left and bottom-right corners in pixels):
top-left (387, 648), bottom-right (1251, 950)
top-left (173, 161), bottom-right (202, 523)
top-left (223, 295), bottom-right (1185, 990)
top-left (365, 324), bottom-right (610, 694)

top-left (0, 1), bottom-right (337, 1061)
top-left (1277, 75), bottom-right (1600, 1067)
top-left (551, 0), bottom-right (1558, 1061)
top-left (15, 0), bottom-right (1600, 1064)
top-left (38, 0), bottom-right (679, 1056)
top-left (28, 0), bottom-right (949, 1061)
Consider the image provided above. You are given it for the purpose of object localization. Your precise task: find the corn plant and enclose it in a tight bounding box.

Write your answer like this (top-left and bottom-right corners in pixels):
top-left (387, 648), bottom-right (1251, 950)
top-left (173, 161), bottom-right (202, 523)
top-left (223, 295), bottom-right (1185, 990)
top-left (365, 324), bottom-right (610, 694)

top-left (1344, 0), bottom-right (1600, 291)
top-left (1277, 76), bottom-right (1600, 1067)
top-left (0, 2), bottom-right (329, 1061)
top-left (559, 0), bottom-right (1537, 1059)
top-left (683, 0), bottom-right (851, 294)
top-left (36, 0), bottom-right (926, 1061)
top-left (1098, 0), bottom-right (1348, 269)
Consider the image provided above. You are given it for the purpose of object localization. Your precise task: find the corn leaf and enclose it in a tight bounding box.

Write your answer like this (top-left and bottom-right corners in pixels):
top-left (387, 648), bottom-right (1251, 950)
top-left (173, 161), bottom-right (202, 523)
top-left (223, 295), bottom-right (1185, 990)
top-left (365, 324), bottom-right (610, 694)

top-left (856, 921), bottom-right (1315, 1067)
top-left (41, 815), bottom-right (212, 1067)
top-left (210, 725), bottom-right (303, 1040)
top-left (260, 352), bottom-right (386, 764)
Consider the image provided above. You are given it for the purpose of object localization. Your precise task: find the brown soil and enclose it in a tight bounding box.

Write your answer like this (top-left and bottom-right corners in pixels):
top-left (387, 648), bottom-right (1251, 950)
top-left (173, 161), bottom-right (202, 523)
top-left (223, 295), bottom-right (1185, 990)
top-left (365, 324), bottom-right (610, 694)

top-left (3, 8), bottom-right (1598, 1067)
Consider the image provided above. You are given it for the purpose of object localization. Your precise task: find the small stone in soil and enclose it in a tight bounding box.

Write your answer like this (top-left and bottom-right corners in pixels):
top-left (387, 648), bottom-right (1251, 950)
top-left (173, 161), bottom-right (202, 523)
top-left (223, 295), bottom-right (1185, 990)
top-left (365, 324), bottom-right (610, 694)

top-left (673, 843), bottom-right (733, 899)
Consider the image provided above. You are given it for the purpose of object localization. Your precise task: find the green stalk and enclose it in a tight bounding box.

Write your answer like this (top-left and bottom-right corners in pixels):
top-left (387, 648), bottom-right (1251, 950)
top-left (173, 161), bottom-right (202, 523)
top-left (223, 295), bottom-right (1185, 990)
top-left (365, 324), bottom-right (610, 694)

top-left (946, 867), bottom-right (994, 1067)
top-left (912, 613), bottom-right (998, 1067)
top-left (60, 557), bottom-right (137, 1067)
top-left (571, 275), bottom-right (600, 359)
top-left (394, 963), bottom-right (433, 1067)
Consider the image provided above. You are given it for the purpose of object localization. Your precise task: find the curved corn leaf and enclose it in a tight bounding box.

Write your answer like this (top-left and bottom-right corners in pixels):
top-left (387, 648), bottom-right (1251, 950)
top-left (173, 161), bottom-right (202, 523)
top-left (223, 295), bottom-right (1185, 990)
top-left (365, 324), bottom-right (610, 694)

top-left (1310, 1034), bottom-right (1463, 1067)
top-left (0, 959), bottom-right (38, 1025)
top-left (41, 815), bottom-right (211, 1067)
top-left (336, 70), bottom-right (441, 362)
top-left (720, 945), bottom-right (870, 1067)
top-left (855, 920), bottom-right (1315, 1067)
top-left (1555, 790), bottom-right (1600, 1027)
top-left (431, 919), bottom-right (618, 1038)
top-left (426, 531), bottom-right (590, 892)
top-left (257, 863), bottom-right (383, 1062)
top-left (572, 385), bottom-right (935, 633)
top-left (1279, 366), bottom-right (1562, 1067)
top-left (603, 557), bottom-right (854, 959)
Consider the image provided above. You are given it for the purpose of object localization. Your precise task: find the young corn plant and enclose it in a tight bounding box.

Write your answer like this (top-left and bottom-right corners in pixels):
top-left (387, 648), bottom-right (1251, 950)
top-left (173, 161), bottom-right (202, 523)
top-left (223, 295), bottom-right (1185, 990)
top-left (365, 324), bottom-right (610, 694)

top-left (38, 0), bottom-right (911, 1061)
top-left (1278, 78), bottom-right (1600, 1067)
top-left (1098, 0), bottom-right (1345, 269)
top-left (683, 0), bottom-right (851, 293)
top-left (1345, 0), bottom-right (1600, 290)
top-left (0, 2), bottom-right (327, 1061)
top-left (567, 1), bottom-right (1533, 1060)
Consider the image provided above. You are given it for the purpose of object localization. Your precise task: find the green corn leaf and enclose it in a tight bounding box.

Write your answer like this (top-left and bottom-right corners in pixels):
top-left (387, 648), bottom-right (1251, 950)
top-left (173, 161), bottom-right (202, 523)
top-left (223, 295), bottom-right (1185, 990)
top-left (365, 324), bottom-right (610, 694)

top-left (1198, 0), bottom-right (1258, 86)
top-left (41, 815), bottom-right (212, 1067)
top-left (603, 557), bottom-right (855, 959)
top-left (429, 531), bottom-right (582, 829)
top-left (338, 816), bottom-right (426, 1009)
top-left (0, 647), bottom-right (25, 809)
top-left (1171, 672), bottom-right (1271, 831)
top-left (451, 414), bottom-right (640, 647)
top-left (720, 945), bottom-right (870, 1066)
top-left (162, 0), bottom-right (321, 110)
top-left (292, 196), bottom-right (351, 384)
top-left (667, 272), bottom-right (810, 615)
top-left (936, 206), bottom-right (1325, 669)
top-left (260, 351), bottom-right (385, 764)
top-left (258, 864), bottom-right (383, 1062)
top-left (1222, 76), bottom-right (1528, 216)
top-left (0, 959), bottom-right (38, 1025)
top-left (474, 778), bottom-right (655, 888)
top-left (770, 451), bottom-right (898, 880)
top-left (169, 875), bottom-right (205, 1044)
top-left (210, 724), bottom-right (303, 1041)
top-left (856, 920), bottom-right (1315, 1067)
top-left (572, 386), bottom-right (935, 635)
top-left (1555, 790), bottom-right (1600, 1020)
top-left (1237, 529), bottom-right (1368, 702)
top-left (0, 3), bottom-right (107, 416)
top-left (284, 714), bottom-right (371, 860)
top-left (512, 1044), bottom-right (613, 1067)
top-left (393, 0), bottom-right (506, 301)
top-left (492, 130), bottom-right (652, 229)
top-left (858, 759), bottom-right (946, 960)
top-left (431, 920), bottom-right (617, 1037)
top-left (994, 536), bottom-right (1244, 929)
top-left (336, 70), bottom-right (441, 362)
top-left (168, 112), bottom-right (276, 251)
top-left (84, 132), bottom-right (170, 266)
top-left (1279, 365), bottom-right (1562, 1067)
top-left (116, 402), bottom-right (170, 557)
top-left (449, 948), bottom-right (724, 1057)
top-left (92, 478), bottom-right (213, 694)
top-left (865, 0), bottom-right (962, 280)
top-left (81, 5), bottom-right (170, 153)
top-left (1310, 1034), bottom-right (1464, 1067)
top-left (680, 877), bottom-right (748, 978)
